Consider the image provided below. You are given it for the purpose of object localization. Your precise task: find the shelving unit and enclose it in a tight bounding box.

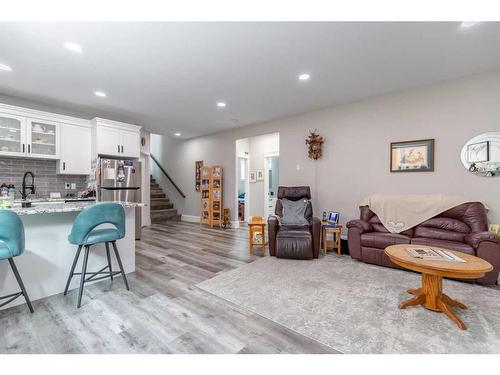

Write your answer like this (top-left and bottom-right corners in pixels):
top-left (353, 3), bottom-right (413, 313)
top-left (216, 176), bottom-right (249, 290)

top-left (199, 165), bottom-right (223, 227)
top-left (200, 166), bottom-right (211, 225)
top-left (210, 166), bottom-right (223, 227)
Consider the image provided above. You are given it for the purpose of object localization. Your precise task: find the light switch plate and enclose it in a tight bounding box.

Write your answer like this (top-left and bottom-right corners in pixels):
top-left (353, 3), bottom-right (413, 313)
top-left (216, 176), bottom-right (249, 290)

top-left (71, 183), bottom-right (76, 190)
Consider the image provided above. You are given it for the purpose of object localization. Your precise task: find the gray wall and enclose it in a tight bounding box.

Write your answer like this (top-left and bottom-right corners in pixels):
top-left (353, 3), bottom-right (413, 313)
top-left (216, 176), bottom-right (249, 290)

top-left (150, 70), bottom-right (500, 226)
top-left (0, 157), bottom-right (87, 199)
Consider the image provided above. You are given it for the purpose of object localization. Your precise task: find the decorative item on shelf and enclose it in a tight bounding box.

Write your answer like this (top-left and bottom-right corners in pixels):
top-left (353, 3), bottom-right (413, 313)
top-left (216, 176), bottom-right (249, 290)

top-left (390, 139), bottom-right (435, 172)
top-left (322, 211), bottom-right (327, 221)
top-left (222, 208), bottom-right (231, 229)
top-left (460, 132), bottom-right (500, 177)
top-left (305, 129), bottom-right (324, 160)
top-left (256, 170), bottom-right (264, 181)
top-left (195, 160), bottom-right (203, 191)
top-left (249, 171), bottom-right (257, 183)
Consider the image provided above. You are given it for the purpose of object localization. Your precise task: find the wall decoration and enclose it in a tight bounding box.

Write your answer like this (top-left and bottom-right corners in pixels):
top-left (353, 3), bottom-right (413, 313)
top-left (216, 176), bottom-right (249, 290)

top-left (256, 169), bottom-right (264, 181)
top-left (305, 129), bottom-right (324, 160)
top-left (390, 139), bottom-right (434, 172)
top-left (467, 141), bottom-right (489, 163)
top-left (249, 171), bottom-right (257, 183)
top-left (461, 132), bottom-right (500, 177)
top-left (195, 160), bottom-right (204, 191)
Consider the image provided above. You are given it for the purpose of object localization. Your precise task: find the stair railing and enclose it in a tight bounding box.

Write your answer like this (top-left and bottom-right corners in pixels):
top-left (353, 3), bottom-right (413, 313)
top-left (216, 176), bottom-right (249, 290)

top-left (150, 154), bottom-right (186, 199)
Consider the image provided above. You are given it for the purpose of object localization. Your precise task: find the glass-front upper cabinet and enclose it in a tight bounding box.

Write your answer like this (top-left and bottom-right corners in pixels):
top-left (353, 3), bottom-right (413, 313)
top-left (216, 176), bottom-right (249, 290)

top-left (0, 113), bottom-right (26, 156)
top-left (27, 118), bottom-right (59, 159)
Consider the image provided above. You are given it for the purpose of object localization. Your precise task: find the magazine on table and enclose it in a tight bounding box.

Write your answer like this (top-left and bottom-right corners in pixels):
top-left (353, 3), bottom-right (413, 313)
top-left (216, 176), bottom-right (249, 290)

top-left (406, 247), bottom-right (466, 262)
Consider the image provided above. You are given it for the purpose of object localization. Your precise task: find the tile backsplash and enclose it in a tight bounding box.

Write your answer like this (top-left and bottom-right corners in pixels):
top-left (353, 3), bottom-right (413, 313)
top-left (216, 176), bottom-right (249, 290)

top-left (0, 157), bottom-right (87, 199)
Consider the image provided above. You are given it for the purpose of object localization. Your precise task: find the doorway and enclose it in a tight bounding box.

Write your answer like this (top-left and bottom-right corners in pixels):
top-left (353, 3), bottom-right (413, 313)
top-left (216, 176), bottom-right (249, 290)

top-left (235, 133), bottom-right (279, 224)
top-left (237, 156), bottom-right (249, 222)
top-left (264, 154), bottom-right (279, 219)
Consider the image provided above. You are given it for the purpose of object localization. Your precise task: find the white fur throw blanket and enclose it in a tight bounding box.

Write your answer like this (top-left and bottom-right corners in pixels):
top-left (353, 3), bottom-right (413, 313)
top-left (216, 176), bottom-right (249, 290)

top-left (360, 194), bottom-right (475, 233)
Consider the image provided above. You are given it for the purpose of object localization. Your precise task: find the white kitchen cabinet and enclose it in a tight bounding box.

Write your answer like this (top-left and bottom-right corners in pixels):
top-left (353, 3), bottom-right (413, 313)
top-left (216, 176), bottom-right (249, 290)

top-left (57, 123), bottom-right (91, 175)
top-left (27, 118), bottom-right (60, 159)
top-left (0, 113), bottom-right (26, 157)
top-left (0, 112), bottom-right (60, 159)
top-left (121, 129), bottom-right (141, 158)
top-left (96, 125), bottom-right (122, 156)
top-left (93, 119), bottom-right (141, 159)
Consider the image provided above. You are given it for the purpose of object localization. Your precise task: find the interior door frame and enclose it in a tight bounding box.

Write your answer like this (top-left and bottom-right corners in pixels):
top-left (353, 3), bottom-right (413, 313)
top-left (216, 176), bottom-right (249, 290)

top-left (235, 153), bottom-right (250, 223)
top-left (264, 152), bottom-right (279, 219)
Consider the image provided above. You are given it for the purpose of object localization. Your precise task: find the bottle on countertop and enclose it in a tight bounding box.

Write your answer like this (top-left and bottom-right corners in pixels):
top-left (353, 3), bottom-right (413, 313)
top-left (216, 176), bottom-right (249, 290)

top-left (8, 184), bottom-right (15, 200)
top-left (0, 183), bottom-right (8, 198)
top-left (322, 211), bottom-right (327, 221)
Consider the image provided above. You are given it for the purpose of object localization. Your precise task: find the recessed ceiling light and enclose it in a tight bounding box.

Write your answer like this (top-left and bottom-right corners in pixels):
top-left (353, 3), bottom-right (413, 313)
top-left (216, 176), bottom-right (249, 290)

top-left (174, 132), bottom-right (181, 137)
top-left (216, 101), bottom-right (227, 108)
top-left (94, 91), bottom-right (107, 98)
top-left (298, 73), bottom-right (310, 81)
top-left (65, 42), bottom-right (83, 53)
top-left (0, 63), bottom-right (12, 72)
top-left (460, 22), bottom-right (480, 29)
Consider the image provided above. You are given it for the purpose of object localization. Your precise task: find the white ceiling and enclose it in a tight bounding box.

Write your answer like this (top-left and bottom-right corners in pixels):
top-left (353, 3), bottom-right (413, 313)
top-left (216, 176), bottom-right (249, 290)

top-left (1, 22), bottom-right (500, 138)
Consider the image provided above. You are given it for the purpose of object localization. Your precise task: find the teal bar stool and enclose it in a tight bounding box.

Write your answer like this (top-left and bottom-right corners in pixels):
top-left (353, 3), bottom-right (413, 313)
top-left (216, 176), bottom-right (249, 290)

top-left (64, 203), bottom-right (130, 308)
top-left (0, 210), bottom-right (34, 313)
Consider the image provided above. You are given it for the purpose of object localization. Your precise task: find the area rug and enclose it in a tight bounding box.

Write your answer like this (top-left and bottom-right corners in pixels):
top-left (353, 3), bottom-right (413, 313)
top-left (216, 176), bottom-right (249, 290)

top-left (196, 255), bottom-right (500, 354)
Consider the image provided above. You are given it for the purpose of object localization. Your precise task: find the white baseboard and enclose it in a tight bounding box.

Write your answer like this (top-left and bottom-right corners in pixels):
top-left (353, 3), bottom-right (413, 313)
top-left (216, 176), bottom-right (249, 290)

top-left (181, 214), bottom-right (200, 223)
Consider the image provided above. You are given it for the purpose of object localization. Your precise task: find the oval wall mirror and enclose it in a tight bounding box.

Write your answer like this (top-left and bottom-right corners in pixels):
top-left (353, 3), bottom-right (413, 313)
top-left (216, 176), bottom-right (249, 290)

top-left (460, 132), bottom-right (500, 177)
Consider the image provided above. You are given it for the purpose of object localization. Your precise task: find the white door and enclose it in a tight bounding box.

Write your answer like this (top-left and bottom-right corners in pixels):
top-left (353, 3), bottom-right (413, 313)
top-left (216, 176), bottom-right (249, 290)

top-left (27, 118), bottom-right (59, 159)
top-left (58, 124), bottom-right (91, 175)
top-left (97, 125), bottom-right (121, 156)
top-left (0, 113), bottom-right (27, 157)
top-left (121, 130), bottom-right (140, 158)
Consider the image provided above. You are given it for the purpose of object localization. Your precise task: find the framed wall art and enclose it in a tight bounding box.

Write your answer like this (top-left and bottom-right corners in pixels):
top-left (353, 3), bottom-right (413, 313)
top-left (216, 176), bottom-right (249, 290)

top-left (466, 141), bottom-right (489, 163)
top-left (390, 139), bottom-right (434, 172)
top-left (249, 171), bottom-right (257, 183)
top-left (256, 169), bottom-right (264, 181)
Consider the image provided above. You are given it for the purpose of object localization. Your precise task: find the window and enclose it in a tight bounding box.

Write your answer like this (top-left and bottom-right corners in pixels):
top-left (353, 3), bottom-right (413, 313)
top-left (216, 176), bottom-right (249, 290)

top-left (240, 158), bottom-right (246, 180)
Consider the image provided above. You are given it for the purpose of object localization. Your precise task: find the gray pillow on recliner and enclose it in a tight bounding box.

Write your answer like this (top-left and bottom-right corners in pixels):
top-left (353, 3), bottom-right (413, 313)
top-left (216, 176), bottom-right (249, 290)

top-left (281, 198), bottom-right (309, 226)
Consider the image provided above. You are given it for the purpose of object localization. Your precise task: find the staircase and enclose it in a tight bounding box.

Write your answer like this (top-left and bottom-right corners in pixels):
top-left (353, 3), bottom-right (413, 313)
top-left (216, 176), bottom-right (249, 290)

top-left (150, 176), bottom-right (181, 223)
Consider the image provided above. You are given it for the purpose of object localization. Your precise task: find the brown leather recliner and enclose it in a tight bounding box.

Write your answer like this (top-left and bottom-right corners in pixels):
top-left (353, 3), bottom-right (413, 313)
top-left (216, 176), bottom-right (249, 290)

top-left (347, 202), bottom-right (500, 285)
top-left (268, 186), bottom-right (321, 260)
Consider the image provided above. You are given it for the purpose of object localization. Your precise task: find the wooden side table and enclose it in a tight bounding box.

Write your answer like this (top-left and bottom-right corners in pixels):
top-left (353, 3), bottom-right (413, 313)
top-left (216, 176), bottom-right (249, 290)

top-left (321, 222), bottom-right (342, 256)
top-left (248, 216), bottom-right (266, 256)
top-left (385, 244), bottom-right (493, 330)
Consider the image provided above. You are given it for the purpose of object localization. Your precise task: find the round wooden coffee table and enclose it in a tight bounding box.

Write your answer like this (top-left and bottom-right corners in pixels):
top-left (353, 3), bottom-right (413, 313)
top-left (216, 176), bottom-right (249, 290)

top-left (385, 244), bottom-right (493, 330)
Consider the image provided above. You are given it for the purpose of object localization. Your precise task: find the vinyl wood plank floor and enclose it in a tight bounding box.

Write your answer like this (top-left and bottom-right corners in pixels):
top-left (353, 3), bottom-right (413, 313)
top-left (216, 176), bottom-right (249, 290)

top-left (0, 221), bottom-right (338, 354)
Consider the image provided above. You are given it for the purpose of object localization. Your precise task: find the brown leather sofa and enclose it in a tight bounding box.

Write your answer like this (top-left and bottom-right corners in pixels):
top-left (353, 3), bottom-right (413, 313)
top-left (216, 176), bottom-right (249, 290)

top-left (347, 202), bottom-right (500, 285)
top-left (268, 186), bottom-right (321, 259)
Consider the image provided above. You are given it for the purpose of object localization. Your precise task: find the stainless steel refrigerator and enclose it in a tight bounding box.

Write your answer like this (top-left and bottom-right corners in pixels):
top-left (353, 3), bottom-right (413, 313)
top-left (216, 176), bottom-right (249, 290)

top-left (97, 158), bottom-right (142, 239)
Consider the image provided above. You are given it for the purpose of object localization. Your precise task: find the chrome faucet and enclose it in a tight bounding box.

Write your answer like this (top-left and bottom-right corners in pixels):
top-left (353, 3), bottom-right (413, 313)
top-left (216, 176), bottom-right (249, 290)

top-left (21, 171), bottom-right (35, 200)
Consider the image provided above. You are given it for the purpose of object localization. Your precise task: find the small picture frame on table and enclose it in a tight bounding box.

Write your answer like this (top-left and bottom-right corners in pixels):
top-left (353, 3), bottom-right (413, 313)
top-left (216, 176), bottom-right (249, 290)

top-left (327, 211), bottom-right (339, 225)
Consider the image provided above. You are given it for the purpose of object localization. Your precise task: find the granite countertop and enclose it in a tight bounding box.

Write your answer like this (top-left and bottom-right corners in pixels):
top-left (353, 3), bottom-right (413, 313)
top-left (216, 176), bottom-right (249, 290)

top-left (5, 201), bottom-right (146, 216)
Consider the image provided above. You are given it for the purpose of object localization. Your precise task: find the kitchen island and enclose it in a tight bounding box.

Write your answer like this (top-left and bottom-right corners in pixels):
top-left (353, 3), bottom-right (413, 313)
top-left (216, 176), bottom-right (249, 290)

top-left (0, 201), bottom-right (143, 310)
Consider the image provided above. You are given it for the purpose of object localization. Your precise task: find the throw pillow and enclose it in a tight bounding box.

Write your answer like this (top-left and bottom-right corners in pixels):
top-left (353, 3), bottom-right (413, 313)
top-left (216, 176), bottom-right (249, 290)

top-left (281, 198), bottom-right (309, 226)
